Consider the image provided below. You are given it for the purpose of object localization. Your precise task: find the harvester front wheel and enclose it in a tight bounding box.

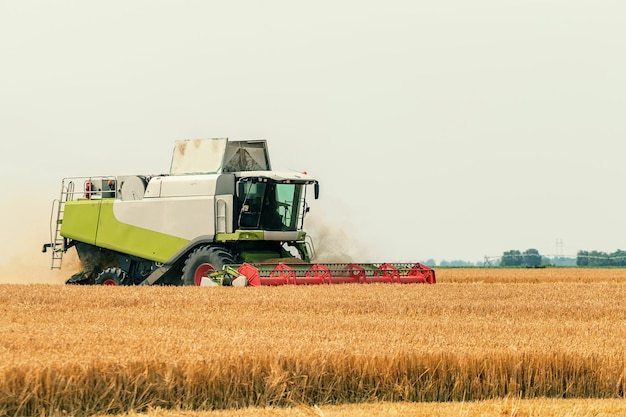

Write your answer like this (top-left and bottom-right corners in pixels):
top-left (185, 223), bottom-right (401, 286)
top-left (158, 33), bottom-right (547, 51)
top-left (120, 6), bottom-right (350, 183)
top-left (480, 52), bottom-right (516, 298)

top-left (95, 268), bottom-right (128, 286)
top-left (182, 246), bottom-right (236, 286)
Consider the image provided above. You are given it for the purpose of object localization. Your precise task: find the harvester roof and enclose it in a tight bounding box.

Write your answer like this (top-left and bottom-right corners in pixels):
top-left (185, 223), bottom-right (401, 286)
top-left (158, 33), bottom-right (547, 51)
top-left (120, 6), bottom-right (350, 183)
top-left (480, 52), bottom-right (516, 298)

top-left (237, 170), bottom-right (317, 184)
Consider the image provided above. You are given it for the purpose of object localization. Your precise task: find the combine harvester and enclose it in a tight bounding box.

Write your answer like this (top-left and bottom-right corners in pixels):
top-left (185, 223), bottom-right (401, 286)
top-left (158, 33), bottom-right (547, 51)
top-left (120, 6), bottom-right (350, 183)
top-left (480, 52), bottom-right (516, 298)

top-left (43, 138), bottom-right (435, 286)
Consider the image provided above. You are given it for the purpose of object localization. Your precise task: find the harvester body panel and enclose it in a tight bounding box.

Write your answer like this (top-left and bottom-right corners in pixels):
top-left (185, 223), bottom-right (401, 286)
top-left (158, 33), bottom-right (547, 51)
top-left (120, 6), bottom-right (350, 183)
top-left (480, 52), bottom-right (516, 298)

top-left (61, 199), bottom-right (101, 245)
top-left (100, 200), bottom-right (192, 263)
top-left (62, 199), bottom-right (192, 263)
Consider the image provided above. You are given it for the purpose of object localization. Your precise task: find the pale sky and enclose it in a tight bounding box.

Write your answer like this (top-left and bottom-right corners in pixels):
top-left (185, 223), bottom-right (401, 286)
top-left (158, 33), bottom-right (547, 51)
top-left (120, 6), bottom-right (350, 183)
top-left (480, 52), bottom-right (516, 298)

top-left (1, 1), bottom-right (625, 268)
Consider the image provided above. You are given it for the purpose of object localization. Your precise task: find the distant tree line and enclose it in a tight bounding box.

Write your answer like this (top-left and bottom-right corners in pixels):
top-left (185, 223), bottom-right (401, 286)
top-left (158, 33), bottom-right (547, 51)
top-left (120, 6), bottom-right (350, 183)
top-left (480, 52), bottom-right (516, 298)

top-left (576, 249), bottom-right (626, 266)
top-left (500, 249), bottom-right (542, 267)
top-left (424, 248), bottom-right (626, 268)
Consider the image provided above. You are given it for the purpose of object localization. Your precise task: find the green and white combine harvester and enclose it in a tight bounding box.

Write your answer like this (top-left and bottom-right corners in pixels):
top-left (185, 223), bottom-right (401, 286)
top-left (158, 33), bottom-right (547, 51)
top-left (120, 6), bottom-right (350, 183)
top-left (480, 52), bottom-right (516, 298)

top-left (43, 138), bottom-right (435, 286)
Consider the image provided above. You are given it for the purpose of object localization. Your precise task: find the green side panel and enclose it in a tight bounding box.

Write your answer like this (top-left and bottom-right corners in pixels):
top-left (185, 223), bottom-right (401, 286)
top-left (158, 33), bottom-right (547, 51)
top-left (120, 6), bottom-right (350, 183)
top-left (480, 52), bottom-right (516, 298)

top-left (238, 250), bottom-right (282, 263)
top-left (214, 231), bottom-right (307, 242)
top-left (215, 231), bottom-right (265, 242)
top-left (61, 200), bottom-right (101, 245)
top-left (96, 200), bottom-right (190, 263)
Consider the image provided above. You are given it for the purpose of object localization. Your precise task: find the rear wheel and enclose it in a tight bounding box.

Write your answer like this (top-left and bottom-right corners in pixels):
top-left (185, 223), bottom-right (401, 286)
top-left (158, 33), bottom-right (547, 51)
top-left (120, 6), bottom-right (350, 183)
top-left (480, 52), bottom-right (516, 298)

top-left (95, 268), bottom-right (128, 286)
top-left (182, 246), bottom-right (236, 286)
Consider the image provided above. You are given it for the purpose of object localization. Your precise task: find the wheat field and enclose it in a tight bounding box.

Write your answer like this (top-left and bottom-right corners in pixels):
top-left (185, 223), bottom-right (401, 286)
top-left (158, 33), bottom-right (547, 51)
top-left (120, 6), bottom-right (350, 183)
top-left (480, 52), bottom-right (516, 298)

top-left (96, 398), bottom-right (626, 417)
top-left (0, 268), bottom-right (625, 416)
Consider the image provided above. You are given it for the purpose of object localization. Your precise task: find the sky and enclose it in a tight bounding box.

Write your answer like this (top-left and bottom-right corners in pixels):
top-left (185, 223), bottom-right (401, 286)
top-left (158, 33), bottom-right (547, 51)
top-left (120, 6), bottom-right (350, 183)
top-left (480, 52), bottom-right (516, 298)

top-left (1, 1), bottom-right (625, 279)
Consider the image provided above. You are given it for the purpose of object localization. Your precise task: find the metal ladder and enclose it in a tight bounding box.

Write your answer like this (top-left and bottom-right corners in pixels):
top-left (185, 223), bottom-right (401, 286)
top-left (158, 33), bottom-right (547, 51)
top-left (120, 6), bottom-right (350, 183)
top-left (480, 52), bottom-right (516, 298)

top-left (46, 179), bottom-right (74, 269)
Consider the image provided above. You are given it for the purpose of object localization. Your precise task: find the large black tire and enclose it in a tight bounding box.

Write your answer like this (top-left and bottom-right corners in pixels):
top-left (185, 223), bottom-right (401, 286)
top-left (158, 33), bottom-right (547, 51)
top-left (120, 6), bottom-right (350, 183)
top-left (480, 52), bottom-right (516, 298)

top-left (95, 267), bottom-right (128, 286)
top-left (182, 246), bottom-right (236, 286)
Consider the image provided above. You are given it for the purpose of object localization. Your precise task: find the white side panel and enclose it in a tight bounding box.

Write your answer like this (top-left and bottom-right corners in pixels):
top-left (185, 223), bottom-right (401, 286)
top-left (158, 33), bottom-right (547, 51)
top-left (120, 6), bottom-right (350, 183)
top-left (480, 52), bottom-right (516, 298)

top-left (144, 177), bottom-right (162, 198)
top-left (215, 195), bottom-right (233, 234)
top-left (113, 197), bottom-right (215, 240)
top-left (145, 175), bottom-right (218, 198)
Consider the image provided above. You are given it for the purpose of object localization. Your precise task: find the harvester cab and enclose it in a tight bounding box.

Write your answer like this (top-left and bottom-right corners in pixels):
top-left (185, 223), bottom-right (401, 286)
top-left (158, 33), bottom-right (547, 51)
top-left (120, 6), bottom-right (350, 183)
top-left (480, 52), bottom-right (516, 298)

top-left (43, 138), bottom-right (434, 286)
top-left (170, 138), bottom-right (318, 236)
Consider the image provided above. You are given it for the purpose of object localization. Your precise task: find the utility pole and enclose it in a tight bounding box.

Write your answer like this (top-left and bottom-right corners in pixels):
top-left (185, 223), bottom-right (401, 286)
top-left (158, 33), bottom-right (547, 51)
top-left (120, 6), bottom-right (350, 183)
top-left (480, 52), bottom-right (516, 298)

top-left (555, 239), bottom-right (563, 259)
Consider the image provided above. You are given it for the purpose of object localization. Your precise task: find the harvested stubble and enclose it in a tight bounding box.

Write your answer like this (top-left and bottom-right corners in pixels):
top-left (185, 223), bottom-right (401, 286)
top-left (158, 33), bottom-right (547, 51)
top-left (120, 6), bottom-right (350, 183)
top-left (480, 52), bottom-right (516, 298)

top-left (0, 270), bottom-right (625, 416)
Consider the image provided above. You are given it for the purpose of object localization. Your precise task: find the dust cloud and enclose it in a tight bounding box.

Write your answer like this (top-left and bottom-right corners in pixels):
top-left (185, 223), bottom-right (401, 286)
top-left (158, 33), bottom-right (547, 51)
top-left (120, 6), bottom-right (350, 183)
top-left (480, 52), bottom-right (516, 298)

top-left (0, 250), bottom-right (79, 285)
top-left (0, 192), bottom-right (80, 285)
top-left (305, 208), bottom-right (374, 263)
